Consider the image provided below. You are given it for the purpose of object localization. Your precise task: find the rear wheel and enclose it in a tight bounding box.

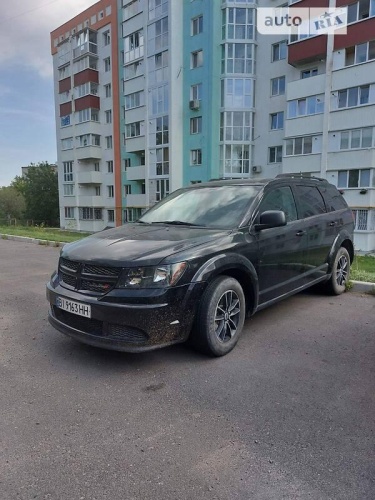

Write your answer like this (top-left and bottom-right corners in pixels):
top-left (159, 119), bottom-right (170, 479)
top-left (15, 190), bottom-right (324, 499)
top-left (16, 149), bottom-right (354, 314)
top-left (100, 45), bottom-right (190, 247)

top-left (325, 247), bottom-right (350, 295)
top-left (190, 276), bottom-right (246, 357)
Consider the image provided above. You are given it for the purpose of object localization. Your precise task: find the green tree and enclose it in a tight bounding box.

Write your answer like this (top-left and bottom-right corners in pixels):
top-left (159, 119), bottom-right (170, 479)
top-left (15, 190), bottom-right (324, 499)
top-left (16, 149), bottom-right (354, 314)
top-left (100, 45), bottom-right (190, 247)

top-left (12, 162), bottom-right (59, 226)
top-left (0, 186), bottom-right (26, 222)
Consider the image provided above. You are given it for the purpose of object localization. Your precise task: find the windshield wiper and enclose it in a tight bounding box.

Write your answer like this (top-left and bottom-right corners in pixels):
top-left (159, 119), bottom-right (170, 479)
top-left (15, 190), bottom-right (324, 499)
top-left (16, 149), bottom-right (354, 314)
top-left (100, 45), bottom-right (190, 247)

top-left (151, 220), bottom-right (203, 227)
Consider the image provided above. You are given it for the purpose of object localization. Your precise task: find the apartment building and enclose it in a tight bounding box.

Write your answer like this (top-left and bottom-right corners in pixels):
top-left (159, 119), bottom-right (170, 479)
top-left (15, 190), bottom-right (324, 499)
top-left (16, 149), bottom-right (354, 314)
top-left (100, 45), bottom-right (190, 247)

top-left (51, 0), bottom-right (375, 251)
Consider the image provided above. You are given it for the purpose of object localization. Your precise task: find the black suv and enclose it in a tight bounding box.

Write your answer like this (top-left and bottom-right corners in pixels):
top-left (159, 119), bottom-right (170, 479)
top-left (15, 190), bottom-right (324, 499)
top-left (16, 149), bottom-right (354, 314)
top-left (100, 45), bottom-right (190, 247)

top-left (47, 175), bottom-right (354, 356)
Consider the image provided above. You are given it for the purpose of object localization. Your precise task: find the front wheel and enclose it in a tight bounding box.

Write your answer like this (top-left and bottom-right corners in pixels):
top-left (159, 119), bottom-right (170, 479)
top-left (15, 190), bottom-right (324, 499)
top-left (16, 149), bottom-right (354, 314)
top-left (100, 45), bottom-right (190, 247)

top-left (190, 276), bottom-right (246, 357)
top-left (325, 247), bottom-right (351, 295)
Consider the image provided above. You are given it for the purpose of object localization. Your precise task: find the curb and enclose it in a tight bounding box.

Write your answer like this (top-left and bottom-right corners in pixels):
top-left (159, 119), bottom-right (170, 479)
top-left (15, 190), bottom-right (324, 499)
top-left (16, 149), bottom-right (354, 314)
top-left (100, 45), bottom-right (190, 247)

top-left (1, 232), bottom-right (374, 294)
top-left (0, 233), bottom-right (63, 247)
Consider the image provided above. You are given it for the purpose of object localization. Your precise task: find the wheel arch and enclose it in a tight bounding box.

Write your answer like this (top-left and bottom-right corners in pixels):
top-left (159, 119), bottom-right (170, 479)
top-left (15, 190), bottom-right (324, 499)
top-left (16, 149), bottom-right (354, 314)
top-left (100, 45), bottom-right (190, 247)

top-left (191, 253), bottom-right (259, 315)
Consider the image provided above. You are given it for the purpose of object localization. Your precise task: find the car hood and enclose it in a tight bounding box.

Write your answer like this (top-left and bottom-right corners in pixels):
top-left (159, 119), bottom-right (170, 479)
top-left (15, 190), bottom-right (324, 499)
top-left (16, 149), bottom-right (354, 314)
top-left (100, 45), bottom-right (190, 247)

top-left (61, 223), bottom-right (230, 266)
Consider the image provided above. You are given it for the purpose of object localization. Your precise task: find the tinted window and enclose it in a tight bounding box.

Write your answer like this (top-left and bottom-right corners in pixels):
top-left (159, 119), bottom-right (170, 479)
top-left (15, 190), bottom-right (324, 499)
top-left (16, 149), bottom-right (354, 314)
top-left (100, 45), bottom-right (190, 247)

top-left (139, 185), bottom-right (262, 229)
top-left (296, 185), bottom-right (326, 218)
top-left (319, 186), bottom-right (348, 212)
top-left (259, 186), bottom-right (298, 222)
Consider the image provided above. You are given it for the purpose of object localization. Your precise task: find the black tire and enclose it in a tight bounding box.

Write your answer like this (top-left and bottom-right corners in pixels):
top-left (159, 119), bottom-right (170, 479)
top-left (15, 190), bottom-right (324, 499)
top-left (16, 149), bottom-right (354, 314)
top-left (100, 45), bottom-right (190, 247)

top-left (325, 247), bottom-right (351, 295)
top-left (190, 276), bottom-right (246, 357)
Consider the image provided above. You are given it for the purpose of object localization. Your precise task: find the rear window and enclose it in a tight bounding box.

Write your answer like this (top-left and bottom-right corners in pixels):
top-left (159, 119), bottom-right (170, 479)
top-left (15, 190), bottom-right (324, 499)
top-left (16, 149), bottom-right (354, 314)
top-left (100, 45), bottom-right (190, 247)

top-left (319, 186), bottom-right (348, 212)
top-left (295, 185), bottom-right (326, 218)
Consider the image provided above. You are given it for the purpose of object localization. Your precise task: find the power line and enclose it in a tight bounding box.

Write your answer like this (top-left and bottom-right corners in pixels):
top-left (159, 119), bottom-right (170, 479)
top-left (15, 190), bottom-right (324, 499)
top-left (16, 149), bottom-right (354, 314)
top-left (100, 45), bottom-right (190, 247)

top-left (0, 0), bottom-right (62, 25)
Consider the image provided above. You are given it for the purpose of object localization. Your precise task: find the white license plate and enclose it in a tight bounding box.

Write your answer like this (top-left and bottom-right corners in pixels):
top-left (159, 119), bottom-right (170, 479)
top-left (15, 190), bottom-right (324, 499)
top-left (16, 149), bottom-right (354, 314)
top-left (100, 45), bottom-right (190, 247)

top-left (56, 297), bottom-right (91, 318)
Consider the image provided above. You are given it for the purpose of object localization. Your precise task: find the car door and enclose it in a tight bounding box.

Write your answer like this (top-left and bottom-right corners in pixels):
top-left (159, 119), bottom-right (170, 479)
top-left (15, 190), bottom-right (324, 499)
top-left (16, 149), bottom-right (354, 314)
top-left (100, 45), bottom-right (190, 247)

top-left (254, 184), bottom-right (309, 305)
top-left (292, 183), bottom-right (338, 281)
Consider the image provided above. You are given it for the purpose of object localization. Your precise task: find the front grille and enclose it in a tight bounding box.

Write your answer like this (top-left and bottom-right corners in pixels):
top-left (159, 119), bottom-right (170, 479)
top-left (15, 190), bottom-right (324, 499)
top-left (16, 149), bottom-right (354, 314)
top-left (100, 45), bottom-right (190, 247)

top-left (52, 307), bottom-right (149, 344)
top-left (58, 257), bottom-right (121, 296)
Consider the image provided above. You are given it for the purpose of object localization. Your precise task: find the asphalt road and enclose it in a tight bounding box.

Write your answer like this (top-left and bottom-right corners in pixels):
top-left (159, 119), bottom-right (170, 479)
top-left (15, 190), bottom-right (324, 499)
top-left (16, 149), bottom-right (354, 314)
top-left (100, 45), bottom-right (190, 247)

top-left (0, 239), bottom-right (374, 500)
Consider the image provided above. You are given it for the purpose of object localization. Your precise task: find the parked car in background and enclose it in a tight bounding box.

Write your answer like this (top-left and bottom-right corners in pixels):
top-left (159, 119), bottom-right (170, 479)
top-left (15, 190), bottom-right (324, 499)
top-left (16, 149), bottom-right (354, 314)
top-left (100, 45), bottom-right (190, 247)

top-left (46, 174), bottom-right (354, 356)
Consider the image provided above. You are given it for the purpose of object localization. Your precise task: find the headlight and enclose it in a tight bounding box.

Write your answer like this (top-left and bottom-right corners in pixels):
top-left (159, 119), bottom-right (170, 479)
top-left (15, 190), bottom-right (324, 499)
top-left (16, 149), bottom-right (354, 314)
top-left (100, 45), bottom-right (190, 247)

top-left (116, 262), bottom-right (187, 289)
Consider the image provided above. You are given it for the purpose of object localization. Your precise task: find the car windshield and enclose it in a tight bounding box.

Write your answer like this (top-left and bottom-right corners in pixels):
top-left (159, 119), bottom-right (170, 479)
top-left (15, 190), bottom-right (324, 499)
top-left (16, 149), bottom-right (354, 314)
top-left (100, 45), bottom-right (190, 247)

top-left (138, 185), bottom-right (261, 229)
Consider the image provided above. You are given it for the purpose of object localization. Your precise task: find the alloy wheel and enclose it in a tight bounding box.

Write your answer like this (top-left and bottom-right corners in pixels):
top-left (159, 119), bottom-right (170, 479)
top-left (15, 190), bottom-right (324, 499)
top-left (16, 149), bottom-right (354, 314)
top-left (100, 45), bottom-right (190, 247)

top-left (214, 290), bottom-right (241, 343)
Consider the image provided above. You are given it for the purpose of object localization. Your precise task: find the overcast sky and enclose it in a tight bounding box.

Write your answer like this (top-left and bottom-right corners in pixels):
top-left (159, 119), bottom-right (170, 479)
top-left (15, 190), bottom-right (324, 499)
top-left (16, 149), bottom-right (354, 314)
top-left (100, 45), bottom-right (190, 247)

top-left (0, 0), bottom-right (97, 187)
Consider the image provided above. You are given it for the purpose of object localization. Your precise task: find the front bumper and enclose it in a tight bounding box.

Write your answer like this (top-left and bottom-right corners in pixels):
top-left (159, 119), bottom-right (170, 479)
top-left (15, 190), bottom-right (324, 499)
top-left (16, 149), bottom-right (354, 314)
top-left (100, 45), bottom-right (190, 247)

top-left (46, 280), bottom-right (206, 352)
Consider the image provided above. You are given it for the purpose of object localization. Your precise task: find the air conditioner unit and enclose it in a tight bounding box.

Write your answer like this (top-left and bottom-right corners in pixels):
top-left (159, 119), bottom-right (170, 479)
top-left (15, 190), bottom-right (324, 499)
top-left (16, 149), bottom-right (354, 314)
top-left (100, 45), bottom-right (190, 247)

top-left (252, 165), bottom-right (262, 173)
top-left (189, 99), bottom-right (200, 110)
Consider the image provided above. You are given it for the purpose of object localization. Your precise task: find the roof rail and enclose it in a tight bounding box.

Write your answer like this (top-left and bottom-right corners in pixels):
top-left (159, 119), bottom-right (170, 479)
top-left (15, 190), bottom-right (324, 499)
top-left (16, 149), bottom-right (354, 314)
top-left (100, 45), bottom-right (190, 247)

top-left (276, 173), bottom-right (324, 181)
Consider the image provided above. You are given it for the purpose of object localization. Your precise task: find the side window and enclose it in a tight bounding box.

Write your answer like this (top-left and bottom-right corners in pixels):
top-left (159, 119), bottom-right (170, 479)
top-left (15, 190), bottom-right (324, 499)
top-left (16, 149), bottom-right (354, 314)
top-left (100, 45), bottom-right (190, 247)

top-left (259, 186), bottom-right (298, 222)
top-left (296, 185), bottom-right (326, 218)
top-left (319, 186), bottom-right (348, 212)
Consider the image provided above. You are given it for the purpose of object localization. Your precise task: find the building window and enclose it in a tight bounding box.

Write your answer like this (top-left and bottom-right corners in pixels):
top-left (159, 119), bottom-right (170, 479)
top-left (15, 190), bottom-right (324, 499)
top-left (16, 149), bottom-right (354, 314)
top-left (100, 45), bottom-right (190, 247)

top-left (124, 207), bottom-right (142, 222)
top-left (77, 108), bottom-right (99, 123)
top-left (107, 161), bottom-right (114, 173)
top-left (148, 50), bottom-right (168, 83)
top-left (105, 84), bottom-right (112, 98)
top-left (220, 111), bottom-right (252, 141)
top-left (103, 30), bottom-right (111, 46)
top-left (301, 68), bottom-right (318, 79)
top-left (191, 15), bottom-right (203, 35)
top-left (63, 161), bottom-right (73, 182)
top-left (105, 110), bottom-right (112, 123)
top-left (107, 209), bottom-right (115, 223)
top-left (156, 179), bottom-right (169, 201)
top-left (148, 17), bottom-right (168, 52)
top-left (107, 185), bottom-right (114, 197)
top-left (155, 147), bottom-right (169, 175)
top-left (76, 134), bottom-right (100, 147)
top-left (149, 84), bottom-right (169, 115)
top-left (340, 128), bottom-right (373, 149)
top-left (338, 169), bottom-right (371, 188)
top-left (347, 0), bottom-right (375, 24)
top-left (191, 50), bottom-right (203, 68)
top-left (190, 116), bottom-right (202, 134)
top-left (79, 208), bottom-right (103, 220)
top-left (95, 186), bottom-right (101, 196)
top-left (124, 90), bottom-right (144, 110)
top-left (345, 41), bottom-right (375, 65)
top-left (125, 121), bottom-right (143, 138)
top-left (123, 0), bottom-right (141, 19)
top-left (272, 41), bottom-right (287, 61)
top-left (155, 115), bottom-right (169, 145)
top-left (105, 136), bottom-right (113, 149)
top-left (75, 82), bottom-right (98, 98)
top-left (271, 76), bottom-right (285, 96)
top-left (190, 83), bottom-right (202, 101)
top-left (61, 115), bottom-right (71, 127)
top-left (222, 43), bottom-right (254, 74)
top-left (352, 209), bottom-right (370, 231)
top-left (94, 162), bottom-right (100, 171)
top-left (288, 95), bottom-right (324, 118)
top-left (63, 184), bottom-right (74, 196)
top-left (190, 149), bottom-right (202, 165)
top-left (223, 7), bottom-right (255, 40)
top-left (124, 185), bottom-right (132, 195)
top-left (104, 57), bottom-right (111, 72)
top-left (124, 158), bottom-right (131, 170)
top-left (338, 85), bottom-right (370, 108)
top-left (221, 78), bottom-right (253, 107)
top-left (123, 30), bottom-right (144, 63)
top-left (268, 146), bottom-right (283, 163)
top-left (148, 0), bottom-right (168, 19)
top-left (61, 137), bottom-right (73, 150)
top-left (285, 136), bottom-right (315, 155)
top-left (64, 207), bottom-right (75, 219)
top-left (124, 60), bottom-right (143, 80)
top-left (220, 144), bottom-right (250, 175)
top-left (270, 112), bottom-right (284, 130)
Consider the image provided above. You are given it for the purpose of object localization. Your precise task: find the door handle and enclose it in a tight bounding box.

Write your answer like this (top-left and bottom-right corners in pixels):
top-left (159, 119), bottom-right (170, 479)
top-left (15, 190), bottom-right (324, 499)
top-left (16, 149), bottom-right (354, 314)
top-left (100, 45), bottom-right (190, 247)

top-left (329, 221), bottom-right (336, 227)
top-left (296, 230), bottom-right (306, 237)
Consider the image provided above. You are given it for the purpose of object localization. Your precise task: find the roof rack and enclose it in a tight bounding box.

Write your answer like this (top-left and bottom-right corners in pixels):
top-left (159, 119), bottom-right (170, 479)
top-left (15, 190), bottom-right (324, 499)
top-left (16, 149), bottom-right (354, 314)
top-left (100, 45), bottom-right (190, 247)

top-left (276, 173), bottom-right (324, 181)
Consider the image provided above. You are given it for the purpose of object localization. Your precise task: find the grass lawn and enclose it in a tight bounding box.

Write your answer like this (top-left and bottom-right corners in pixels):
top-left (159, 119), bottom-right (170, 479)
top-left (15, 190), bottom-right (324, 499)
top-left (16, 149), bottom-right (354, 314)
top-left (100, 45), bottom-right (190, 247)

top-left (1, 224), bottom-right (375, 283)
top-left (0, 225), bottom-right (91, 244)
top-left (351, 255), bottom-right (375, 283)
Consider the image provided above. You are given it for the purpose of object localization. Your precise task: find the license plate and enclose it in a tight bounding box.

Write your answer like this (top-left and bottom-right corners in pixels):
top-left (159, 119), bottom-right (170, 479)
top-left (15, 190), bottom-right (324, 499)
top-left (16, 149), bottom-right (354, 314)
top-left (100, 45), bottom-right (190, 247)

top-left (56, 296), bottom-right (91, 318)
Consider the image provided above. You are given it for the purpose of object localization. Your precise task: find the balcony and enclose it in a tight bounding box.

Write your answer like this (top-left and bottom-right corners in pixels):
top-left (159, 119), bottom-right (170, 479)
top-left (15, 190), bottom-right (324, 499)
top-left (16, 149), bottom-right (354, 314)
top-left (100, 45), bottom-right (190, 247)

top-left (287, 73), bottom-right (326, 101)
top-left (76, 146), bottom-right (101, 161)
top-left (125, 194), bottom-right (147, 207)
top-left (126, 165), bottom-right (146, 181)
top-left (76, 196), bottom-right (104, 207)
top-left (288, 35), bottom-right (327, 67)
top-left (76, 171), bottom-right (102, 184)
top-left (73, 42), bottom-right (98, 60)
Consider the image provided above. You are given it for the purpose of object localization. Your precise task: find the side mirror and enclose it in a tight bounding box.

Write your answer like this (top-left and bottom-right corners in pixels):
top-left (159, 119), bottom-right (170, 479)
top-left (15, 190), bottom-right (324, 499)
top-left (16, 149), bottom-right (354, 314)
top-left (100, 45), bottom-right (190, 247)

top-left (254, 210), bottom-right (287, 231)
